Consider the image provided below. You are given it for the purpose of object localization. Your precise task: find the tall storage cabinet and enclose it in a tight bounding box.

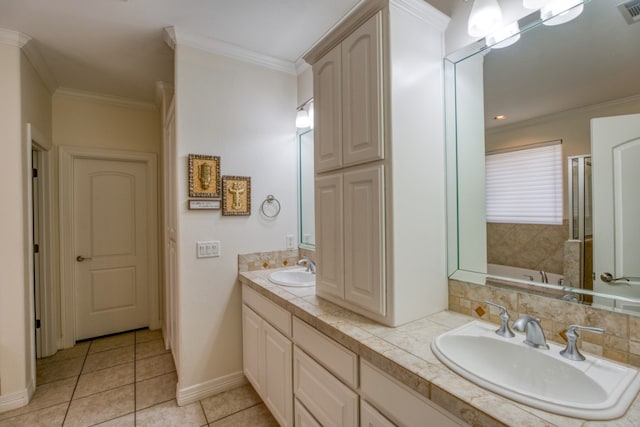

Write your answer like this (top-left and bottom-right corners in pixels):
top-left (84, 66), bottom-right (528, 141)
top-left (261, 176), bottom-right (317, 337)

top-left (306, 0), bottom-right (450, 326)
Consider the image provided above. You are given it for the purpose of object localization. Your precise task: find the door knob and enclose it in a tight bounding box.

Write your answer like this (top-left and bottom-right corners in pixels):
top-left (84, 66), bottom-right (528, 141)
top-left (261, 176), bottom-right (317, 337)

top-left (76, 255), bottom-right (92, 262)
top-left (600, 272), bottom-right (630, 284)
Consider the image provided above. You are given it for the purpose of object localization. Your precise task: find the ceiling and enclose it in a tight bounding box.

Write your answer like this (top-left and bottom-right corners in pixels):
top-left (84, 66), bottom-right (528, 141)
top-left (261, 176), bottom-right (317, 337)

top-left (483, 0), bottom-right (640, 128)
top-left (0, 0), bottom-right (374, 103)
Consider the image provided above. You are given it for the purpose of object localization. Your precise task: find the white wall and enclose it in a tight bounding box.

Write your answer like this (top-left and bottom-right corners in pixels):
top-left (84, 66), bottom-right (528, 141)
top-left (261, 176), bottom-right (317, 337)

top-left (173, 44), bottom-right (298, 395)
top-left (297, 67), bottom-right (313, 107)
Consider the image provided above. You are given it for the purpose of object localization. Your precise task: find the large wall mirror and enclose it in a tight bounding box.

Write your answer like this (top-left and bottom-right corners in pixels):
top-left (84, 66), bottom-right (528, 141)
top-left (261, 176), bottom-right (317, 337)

top-left (298, 128), bottom-right (315, 249)
top-left (446, 0), bottom-right (640, 314)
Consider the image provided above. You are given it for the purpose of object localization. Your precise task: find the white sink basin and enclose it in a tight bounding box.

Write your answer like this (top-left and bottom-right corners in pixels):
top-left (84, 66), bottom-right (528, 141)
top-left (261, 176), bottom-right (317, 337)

top-left (269, 268), bottom-right (315, 287)
top-left (431, 320), bottom-right (640, 420)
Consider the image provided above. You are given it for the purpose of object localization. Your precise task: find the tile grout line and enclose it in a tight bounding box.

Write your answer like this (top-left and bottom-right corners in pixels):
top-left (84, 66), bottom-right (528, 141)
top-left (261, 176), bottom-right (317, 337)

top-left (199, 400), bottom-right (210, 426)
top-left (208, 402), bottom-right (264, 425)
top-left (61, 340), bottom-right (92, 425)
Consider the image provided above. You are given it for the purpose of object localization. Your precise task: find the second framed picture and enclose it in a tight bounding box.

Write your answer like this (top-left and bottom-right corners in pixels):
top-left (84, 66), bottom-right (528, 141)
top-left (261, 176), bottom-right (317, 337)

top-left (222, 176), bottom-right (251, 216)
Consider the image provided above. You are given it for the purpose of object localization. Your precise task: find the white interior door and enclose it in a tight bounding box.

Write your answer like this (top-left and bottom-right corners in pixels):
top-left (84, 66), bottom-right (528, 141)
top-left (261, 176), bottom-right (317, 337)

top-left (592, 113), bottom-right (640, 307)
top-left (74, 158), bottom-right (149, 340)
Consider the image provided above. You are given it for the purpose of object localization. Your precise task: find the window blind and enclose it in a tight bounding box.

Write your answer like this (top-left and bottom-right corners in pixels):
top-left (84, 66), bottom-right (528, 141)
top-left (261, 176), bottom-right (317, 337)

top-left (485, 142), bottom-right (562, 224)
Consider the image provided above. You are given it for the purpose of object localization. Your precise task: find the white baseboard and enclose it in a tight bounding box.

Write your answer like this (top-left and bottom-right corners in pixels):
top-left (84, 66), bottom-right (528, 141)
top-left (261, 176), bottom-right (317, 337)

top-left (0, 388), bottom-right (29, 414)
top-left (176, 371), bottom-right (247, 406)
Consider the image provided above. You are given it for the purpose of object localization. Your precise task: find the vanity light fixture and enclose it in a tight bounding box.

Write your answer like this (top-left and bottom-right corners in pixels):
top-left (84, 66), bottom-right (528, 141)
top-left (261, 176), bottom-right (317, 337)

top-left (486, 22), bottom-right (521, 48)
top-left (295, 99), bottom-right (314, 129)
top-left (467, 0), bottom-right (503, 38)
top-left (540, 0), bottom-right (584, 26)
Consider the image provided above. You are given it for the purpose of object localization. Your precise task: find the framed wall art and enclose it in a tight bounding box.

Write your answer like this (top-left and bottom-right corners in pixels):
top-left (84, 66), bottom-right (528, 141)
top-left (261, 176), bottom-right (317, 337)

top-left (222, 175), bottom-right (251, 216)
top-left (188, 154), bottom-right (221, 198)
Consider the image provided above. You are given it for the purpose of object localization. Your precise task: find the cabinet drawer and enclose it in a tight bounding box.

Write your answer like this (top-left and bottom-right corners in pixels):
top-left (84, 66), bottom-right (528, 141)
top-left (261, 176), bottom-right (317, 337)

top-left (361, 400), bottom-right (395, 427)
top-left (292, 317), bottom-right (358, 388)
top-left (242, 284), bottom-right (291, 337)
top-left (295, 399), bottom-right (322, 427)
top-left (294, 347), bottom-right (358, 427)
top-left (360, 360), bottom-right (467, 427)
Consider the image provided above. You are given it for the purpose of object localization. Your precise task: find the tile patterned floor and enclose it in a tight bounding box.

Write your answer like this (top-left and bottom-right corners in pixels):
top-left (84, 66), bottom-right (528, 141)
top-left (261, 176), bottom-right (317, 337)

top-left (0, 330), bottom-right (277, 427)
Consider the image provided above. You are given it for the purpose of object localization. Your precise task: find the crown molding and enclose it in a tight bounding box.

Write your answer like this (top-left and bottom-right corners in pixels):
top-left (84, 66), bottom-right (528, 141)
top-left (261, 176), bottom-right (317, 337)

top-left (54, 87), bottom-right (157, 111)
top-left (22, 40), bottom-right (59, 94)
top-left (155, 81), bottom-right (174, 107)
top-left (164, 26), bottom-right (296, 75)
top-left (0, 28), bottom-right (31, 47)
top-left (390, 0), bottom-right (450, 31)
top-left (486, 94), bottom-right (640, 135)
top-left (295, 58), bottom-right (310, 76)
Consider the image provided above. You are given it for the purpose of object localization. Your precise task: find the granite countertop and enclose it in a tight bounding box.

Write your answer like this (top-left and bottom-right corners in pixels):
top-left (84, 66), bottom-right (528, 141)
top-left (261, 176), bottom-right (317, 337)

top-left (239, 268), bottom-right (640, 427)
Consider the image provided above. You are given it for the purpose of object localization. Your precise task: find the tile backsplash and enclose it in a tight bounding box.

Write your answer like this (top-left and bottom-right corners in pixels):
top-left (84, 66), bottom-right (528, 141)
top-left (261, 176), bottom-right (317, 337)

top-left (237, 248), bottom-right (315, 272)
top-left (449, 279), bottom-right (640, 368)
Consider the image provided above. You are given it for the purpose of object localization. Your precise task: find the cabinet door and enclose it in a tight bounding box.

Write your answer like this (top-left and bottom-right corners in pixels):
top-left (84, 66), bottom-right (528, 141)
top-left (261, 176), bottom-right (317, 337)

top-left (342, 11), bottom-right (384, 167)
top-left (315, 173), bottom-right (344, 299)
top-left (263, 321), bottom-right (294, 427)
top-left (361, 401), bottom-right (396, 427)
top-left (343, 165), bottom-right (385, 315)
top-left (242, 305), bottom-right (263, 393)
top-left (314, 44), bottom-right (343, 173)
top-left (293, 347), bottom-right (359, 427)
top-left (295, 399), bottom-right (322, 427)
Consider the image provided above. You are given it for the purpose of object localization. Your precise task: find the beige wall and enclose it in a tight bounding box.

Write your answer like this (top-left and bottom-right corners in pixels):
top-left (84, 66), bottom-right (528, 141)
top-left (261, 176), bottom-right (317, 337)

top-left (0, 42), bottom-right (29, 399)
top-left (173, 45), bottom-right (298, 393)
top-left (486, 96), bottom-right (640, 220)
top-left (53, 93), bottom-right (161, 153)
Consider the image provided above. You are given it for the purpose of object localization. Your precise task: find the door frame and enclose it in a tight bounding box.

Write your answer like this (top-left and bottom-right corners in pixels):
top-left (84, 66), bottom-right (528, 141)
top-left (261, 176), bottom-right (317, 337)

top-left (25, 123), bottom-right (54, 391)
top-left (59, 146), bottom-right (159, 348)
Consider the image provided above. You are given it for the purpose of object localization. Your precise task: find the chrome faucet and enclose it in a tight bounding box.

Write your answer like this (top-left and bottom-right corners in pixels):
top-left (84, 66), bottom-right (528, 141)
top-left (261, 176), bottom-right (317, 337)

top-left (484, 301), bottom-right (515, 338)
top-left (296, 257), bottom-right (316, 274)
top-left (512, 316), bottom-right (549, 349)
top-left (560, 325), bottom-right (604, 361)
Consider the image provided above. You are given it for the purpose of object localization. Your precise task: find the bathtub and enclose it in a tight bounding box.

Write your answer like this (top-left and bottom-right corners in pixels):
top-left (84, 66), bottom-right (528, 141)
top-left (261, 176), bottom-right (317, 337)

top-left (487, 263), bottom-right (564, 286)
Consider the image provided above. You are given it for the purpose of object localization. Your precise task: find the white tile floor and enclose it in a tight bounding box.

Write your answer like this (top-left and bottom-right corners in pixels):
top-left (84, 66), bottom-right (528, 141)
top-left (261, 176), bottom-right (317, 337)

top-left (0, 330), bottom-right (277, 427)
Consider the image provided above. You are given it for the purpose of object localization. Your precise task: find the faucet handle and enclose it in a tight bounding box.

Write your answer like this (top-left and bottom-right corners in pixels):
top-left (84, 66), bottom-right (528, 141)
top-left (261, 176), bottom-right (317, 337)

top-left (560, 324), bottom-right (604, 361)
top-left (484, 301), bottom-right (515, 338)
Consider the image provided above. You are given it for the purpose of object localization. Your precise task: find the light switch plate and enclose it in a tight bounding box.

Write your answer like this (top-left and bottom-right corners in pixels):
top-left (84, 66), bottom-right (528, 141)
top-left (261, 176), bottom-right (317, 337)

top-left (286, 234), bottom-right (295, 249)
top-left (197, 241), bottom-right (221, 258)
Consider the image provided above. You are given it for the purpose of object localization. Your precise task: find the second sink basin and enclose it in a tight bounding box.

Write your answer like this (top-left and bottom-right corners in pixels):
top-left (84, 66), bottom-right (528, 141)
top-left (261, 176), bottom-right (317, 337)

top-left (431, 320), bottom-right (640, 420)
top-left (269, 268), bottom-right (315, 287)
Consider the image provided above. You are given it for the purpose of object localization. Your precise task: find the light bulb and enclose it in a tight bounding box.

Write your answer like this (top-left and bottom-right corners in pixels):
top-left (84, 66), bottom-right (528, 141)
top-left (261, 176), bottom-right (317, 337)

top-left (541, 0), bottom-right (584, 26)
top-left (307, 102), bottom-right (314, 129)
top-left (467, 0), bottom-right (503, 38)
top-left (296, 109), bottom-right (311, 129)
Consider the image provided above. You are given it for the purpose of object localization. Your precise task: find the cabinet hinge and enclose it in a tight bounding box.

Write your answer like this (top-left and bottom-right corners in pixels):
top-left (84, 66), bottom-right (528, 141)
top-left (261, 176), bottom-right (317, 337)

top-left (32, 168), bottom-right (38, 178)
top-left (36, 319), bottom-right (41, 329)
top-left (34, 244), bottom-right (40, 253)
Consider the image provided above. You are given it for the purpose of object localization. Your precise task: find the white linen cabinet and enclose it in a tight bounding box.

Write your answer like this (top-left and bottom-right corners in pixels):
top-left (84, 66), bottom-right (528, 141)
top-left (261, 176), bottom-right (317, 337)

top-left (306, 0), bottom-right (450, 326)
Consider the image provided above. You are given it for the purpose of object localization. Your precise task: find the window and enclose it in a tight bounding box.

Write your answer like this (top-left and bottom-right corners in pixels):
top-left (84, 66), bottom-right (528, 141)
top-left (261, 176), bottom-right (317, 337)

top-left (485, 142), bottom-right (562, 224)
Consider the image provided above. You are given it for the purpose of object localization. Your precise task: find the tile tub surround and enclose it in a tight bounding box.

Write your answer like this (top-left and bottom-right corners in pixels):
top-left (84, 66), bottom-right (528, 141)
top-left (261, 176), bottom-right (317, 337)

top-left (240, 268), bottom-right (640, 426)
top-left (449, 279), bottom-right (640, 368)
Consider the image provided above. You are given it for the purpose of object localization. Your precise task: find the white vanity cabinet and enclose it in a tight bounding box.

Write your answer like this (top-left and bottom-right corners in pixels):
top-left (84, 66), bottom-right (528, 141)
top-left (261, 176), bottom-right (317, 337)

top-left (314, 12), bottom-right (384, 174)
top-left (307, 0), bottom-right (450, 326)
top-left (241, 285), bottom-right (293, 427)
top-left (361, 360), bottom-right (468, 427)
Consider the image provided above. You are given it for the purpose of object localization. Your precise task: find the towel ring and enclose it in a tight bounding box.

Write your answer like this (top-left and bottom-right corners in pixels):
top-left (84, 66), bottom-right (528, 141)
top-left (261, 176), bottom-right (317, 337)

top-left (260, 195), bottom-right (281, 218)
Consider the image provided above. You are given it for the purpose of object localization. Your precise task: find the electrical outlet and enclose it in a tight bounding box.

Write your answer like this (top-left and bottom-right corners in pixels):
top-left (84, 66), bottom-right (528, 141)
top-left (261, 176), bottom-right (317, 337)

top-left (286, 234), bottom-right (295, 249)
top-left (197, 241), bottom-right (221, 258)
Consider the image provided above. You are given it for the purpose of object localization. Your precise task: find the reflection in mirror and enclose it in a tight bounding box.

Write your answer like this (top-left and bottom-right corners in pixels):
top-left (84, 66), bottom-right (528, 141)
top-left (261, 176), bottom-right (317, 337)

top-left (298, 128), bottom-right (315, 249)
top-left (446, 0), bottom-right (640, 314)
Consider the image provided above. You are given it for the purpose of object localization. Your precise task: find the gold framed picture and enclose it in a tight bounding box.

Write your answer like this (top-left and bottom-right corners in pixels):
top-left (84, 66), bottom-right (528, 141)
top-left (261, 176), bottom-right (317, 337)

top-left (188, 154), bottom-right (221, 198)
top-left (222, 176), bottom-right (251, 216)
